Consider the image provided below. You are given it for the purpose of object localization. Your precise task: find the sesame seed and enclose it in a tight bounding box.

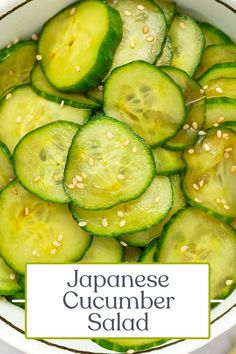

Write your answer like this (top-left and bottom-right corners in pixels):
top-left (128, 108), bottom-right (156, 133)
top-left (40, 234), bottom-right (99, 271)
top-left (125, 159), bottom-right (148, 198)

top-left (127, 350), bottom-right (135, 354)
top-left (231, 165), bottom-right (236, 173)
top-left (217, 130), bottom-right (222, 138)
top-left (218, 117), bottom-right (225, 123)
top-left (34, 175), bottom-right (40, 182)
top-left (89, 157), bottom-right (95, 167)
top-left (76, 65), bottom-right (81, 72)
top-left (224, 152), bottom-right (230, 159)
top-left (32, 250), bottom-right (38, 257)
top-left (9, 70), bottom-right (13, 76)
top-left (73, 177), bottom-right (77, 185)
top-left (36, 54), bottom-right (42, 61)
top-left (216, 198), bottom-right (221, 204)
top-left (195, 198), bottom-right (202, 204)
top-left (193, 183), bottom-right (200, 191)
top-left (13, 38), bottom-right (20, 44)
top-left (192, 122), bottom-right (198, 130)
top-left (31, 33), bottom-right (38, 41)
top-left (203, 85), bottom-right (208, 90)
top-left (137, 5), bottom-right (145, 10)
top-left (5, 93), bottom-right (12, 100)
top-left (118, 174), bottom-right (125, 180)
top-left (24, 207), bottom-right (29, 216)
top-left (120, 241), bottom-right (128, 247)
top-left (225, 148), bottom-right (233, 152)
top-left (225, 279), bottom-right (233, 286)
top-left (75, 175), bottom-right (83, 182)
top-left (102, 217), bottom-right (108, 227)
top-left (130, 40), bottom-right (136, 49)
top-left (216, 87), bottom-right (223, 94)
top-left (50, 249), bottom-right (57, 255)
top-left (70, 7), bottom-right (76, 15)
top-left (117, 210), bottom-right (124, 218)
top-left (181, 245), bottom-right (189, 252)
top-left (123, 140), bottom-right (130, 146)
top-left (204, 143), bottom-right (211, 151)
top-left (198, 130), bottom-right (206, 136)
top-left (200, 89), bottom-right (205, 94)
top-left (9, 178), bottom-right (13, 182)
top-left (224, 204), bottom-right (231, 210)
top-left (146, 35), bottom-right (154, 42)
top-left (54, 174), bottom-right (61, 182)
top-left (60, 100), bottom-right (64, 108)
top-left (132, 146), bottom-right (137, 153)
top-left (213, 123), bottom-right (219, 127)
top-left (221, 199), bottom-right (227, 205)
top-left (53, 241), bottom-right (61, 248)
top-left (58, 233), bottom-right (64, 241)
top-left (16, 116), bottom-right (21, 123)
top-left (155, 196), bottom-right (160, 203)
top-left (82, 172), bottom-right (87, 179)
top-left (107, 131), bottom-right (114, 139)
top-left (11, 188), bottom-right (18, 195)
top-left (199, 179), bottom-right (204, 187)
top-left (124, 10), bottom-right (132, 16)
top-left (188, 149), bottom-right (194, 154)
top-left (120, 220), bottom-right (127, 227)
top-left (143, 25), bottom-right (149, 34)
top-left (68, 184), bottom-right (75, 189)
top-left (9, 273), bottom-right (16, 280)
top-left (76, 183), bottom-right (85, 189)
top-left (179, 21), bottom-right (186, 29)
top-left (79, 221), bottom-right (87, 227)
top-left (183, 124), bottom-right (190, 130)
top-left (98, 85), bottom-right (103, 92)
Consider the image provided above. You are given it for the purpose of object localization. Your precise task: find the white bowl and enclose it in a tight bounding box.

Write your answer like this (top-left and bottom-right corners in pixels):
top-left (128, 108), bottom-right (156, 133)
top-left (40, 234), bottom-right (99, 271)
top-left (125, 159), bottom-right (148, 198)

top-left (0, 0), bottom-right (235, 353)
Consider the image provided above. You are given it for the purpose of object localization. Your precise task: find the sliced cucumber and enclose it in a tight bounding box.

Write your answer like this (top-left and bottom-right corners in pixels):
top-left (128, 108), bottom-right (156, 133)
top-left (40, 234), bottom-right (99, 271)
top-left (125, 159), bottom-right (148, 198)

top-left (155, 36), bottom-right (173, 66)
top-left (119, 174), bottom-right (186, 247)
top-left (107, 0), bottom-right (166, 72)
top-left (169, 15), bottom-right (204, 76)
top-left (153, 0), bottom-right (176, 26)
top-left (31, 64), bottom-right (100, 109)
top-left (0, 86), bottom-right (90, 152)
top-left (64, 115), bottom-right (155, 210)
top-left (93, 338), bottom-right (167, 352)
top-left (199, 22), bottom-right (233, 48)
top-left (79, 237), bottom-right (124, 263)
top-left (0, 257), bottom-right (21, 296)
top-left (156, 207), bottom-right (236, 300)
top-left (161, 66), bottom-right (205, 150)
top-left (205, 98), bottom-right (236, 129)
top-left (39, 1), bottom-right (122, 92)
top-left (70, 176), bottom-right (172, 237)
top-left (138, 238), bottom-right (158, 263)
top-left (204, 78), bottom-right (236, 100)
top-left (0, 141), bottom-right (14, 191)
top-left (195, 44), bottom-right (236, 79)
top-left (14, 121), bottom-right (79, 203)
top-left (153, 147), bottom-right (184, 175)
top-left (124, 246), bottom-right (141, 263)
top-left (0, 41), bottom-right (36, 99)
top-left (104, 61), bottom-right (186, 147)
top-left (85, 85), bottom-right (103, 105)
top-left (198, 63), bottom-right (236, 86)
top-left (0, 181), bottom-right (92, 274)
top-left (183, 128), bottom-right (236, 222)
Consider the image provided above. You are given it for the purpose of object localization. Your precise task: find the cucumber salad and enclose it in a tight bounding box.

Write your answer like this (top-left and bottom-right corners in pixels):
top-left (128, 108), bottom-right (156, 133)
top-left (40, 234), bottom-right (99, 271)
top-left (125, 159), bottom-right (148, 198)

top-left (0, 0), bottom-right (235, 351)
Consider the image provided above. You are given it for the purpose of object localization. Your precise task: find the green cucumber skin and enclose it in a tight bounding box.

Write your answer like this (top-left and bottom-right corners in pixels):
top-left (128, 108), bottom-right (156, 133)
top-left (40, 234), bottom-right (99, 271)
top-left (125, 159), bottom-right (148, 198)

top-left (199, 22), bottom-right (234, 48)
top-left (13, 120), bottom-right (80, 204)
top-left (93, 339), bottom-right (168, 352)
top-left (65, 115), bottom-right (156, 211)
top-left (182, 127), bottom-right (236, 223)
top-left (138, 238), bottom-right (158, 262)
top-left (39, 1), bottom-right (123, 93)
top-left (198, 62), bottom-right (236, 85)
top-left (0, 140), bottom-right (12, 163)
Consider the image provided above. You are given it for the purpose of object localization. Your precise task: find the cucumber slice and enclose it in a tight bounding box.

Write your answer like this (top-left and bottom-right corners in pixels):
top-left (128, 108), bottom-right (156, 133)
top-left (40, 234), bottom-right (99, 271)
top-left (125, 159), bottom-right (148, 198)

top-left (0, 41), bottom-right (36, 99)
top-left (205, 98), bottom-right (236, 129)
top-left (64, 115), bottom-right (155, 210)
top-left (156, 207), bottom-right (236, 300)
top-left (198, 63), bottom-right (236, 86)
top-left (0, 181), bottom-right (92, 274)
top-left (85, 85), bottom-right (103, 105)
top-left (39, 1), bottom-right (122, 92)
top-left (107, 0), bottom-right (166, 72)
top-left (104, 61), bottom-right (186, 147)
top-left (0, 141), bottom-right (14, 191)
top-left (79, 237), bottom-right (124, 263)
top-left (198, 22), bottom-right (233, 48)
top-left (153, 0), bottom-right (176, 26)
top-left (161, 66), bottom-right (205, 150)
top-left (155, 36), bottom-right (173, 66)
top-left (183, 128), bottom-right (236, 222)
top-left (119, 174), bottom-right (186, 247)
top-left (204, 78), bottom-right (236, 100)
top-left (0, 86), bottom-right (90, 152)
top-left (153, 147), bottom-right (184, 175)
top-left (0, 257), bottom-right (21, 296)
top-left (195, 44), bottom-right (236, 79)
top-left (31, 64), bottom-right (100, 109)
top-left (70, 176), bottom-right (172, 237)
top-left (13, 121), bottom-right (79, 203)
top-left (138, 238), bottom-right (158, 263)
top-left (124, 246), bottom-right (141, 262)
top-left (169, 15), bottom-right (204, 76)
top-left (93, 338), bottom-right (167, 352)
